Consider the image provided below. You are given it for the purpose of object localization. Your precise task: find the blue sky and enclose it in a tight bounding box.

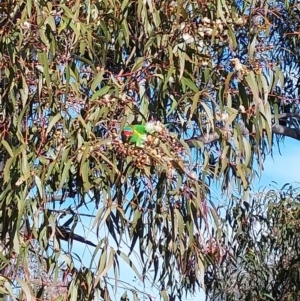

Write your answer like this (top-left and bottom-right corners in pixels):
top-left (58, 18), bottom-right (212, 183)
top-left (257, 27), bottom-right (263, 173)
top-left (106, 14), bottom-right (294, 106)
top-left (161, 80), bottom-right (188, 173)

top-left (256, 138), bottom-right (300, 186)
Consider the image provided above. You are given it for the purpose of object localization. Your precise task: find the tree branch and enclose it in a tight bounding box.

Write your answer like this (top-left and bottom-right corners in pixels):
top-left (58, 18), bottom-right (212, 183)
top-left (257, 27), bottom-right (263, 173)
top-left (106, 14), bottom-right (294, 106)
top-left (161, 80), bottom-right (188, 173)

top-left (276, 113), bottom-right (300, 120)
top-left (272, 124), bottom-right (300, 140)
top-left (186, 122), bottom-right (300, 146)
top-left (185, 132), bottom-right (220, 146)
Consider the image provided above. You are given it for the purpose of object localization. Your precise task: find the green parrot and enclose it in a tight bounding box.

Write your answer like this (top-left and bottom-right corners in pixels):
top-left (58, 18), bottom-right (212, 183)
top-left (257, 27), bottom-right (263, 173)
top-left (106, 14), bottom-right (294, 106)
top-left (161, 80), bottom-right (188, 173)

top-left (121, 125), bottom-right (147, 147)
top-left (121, 122), bottom-right (165, 147)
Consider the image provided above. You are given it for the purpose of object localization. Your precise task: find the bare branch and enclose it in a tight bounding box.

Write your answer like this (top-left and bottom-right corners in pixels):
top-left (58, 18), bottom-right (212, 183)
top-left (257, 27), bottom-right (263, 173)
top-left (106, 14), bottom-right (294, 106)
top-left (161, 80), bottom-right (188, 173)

top-left (272, 124), bottom-right (300, 140)
top-left (276, 113), bottom-right (300, 120)
top-left (186, 122), bottom-right (300, 146)
top-left (185, 132), bottom-right (220, 146)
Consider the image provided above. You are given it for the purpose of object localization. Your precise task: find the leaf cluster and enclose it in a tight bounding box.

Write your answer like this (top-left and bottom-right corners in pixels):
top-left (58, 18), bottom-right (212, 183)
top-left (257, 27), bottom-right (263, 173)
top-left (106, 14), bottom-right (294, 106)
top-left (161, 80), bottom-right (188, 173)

top-left (206, 185), bottom-right (300, 301)
top-left (0, 0), bottom-right (299, 300)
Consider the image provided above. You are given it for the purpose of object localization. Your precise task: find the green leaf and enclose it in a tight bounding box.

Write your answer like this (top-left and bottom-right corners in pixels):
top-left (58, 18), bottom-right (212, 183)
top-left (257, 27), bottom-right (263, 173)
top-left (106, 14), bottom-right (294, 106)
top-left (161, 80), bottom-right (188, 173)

top-left (34, 175), bottom-right (44, 199)
top-left (178, 44), bottom-right (186, 79)
top-left (196, 252), bottom-right (206, 292)
top-left (181, 77), bottom-right (198, 93)
top-left (17, 278), bottom-right (32, 300)
top-left (98, 247), bottom-right (108, 273)
top-left (242, 137), bottom-right (251, 167)
top-left (248, 34), bottom-right (257, 58)
top-left (121, 20), bottom-right (130, 46)
top-left (175, 209), bottom-right (184, 237)
top-left (38, 52), bottom-right (51, 90)
top-left (236, 163), bottom-right (248, 189)
top-left (132, 57), bottom-right (145, 72)
top-left (21, 149), bottom-right (30, 175)
top-left (201, 102), bottom-right (215, 132)
top-left (59, 160), bottom-right (71, 189)
top-left (245, 72), bottom-right (263, 109)
top-left (160, 290), bottom-right (169, 301)
top-left (116, 250), bottom-right (142, 280)
top-left (225, 107), bottom-right (238, 128)
top-left (46, 113), bottom-right (61, 135)
top-left (91, 71), bottom-right (105, 91)
top-left (263, 100), bottom-right (272, 148)
top-left (91, 86), bottom-right (111, 101)
top-left (1, 140), bottom-right (14, 157)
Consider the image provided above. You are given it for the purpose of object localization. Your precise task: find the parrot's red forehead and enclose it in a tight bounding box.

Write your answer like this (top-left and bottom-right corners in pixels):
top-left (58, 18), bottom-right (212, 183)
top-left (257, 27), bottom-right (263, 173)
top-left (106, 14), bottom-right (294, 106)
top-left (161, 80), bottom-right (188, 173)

top-left (122, 130), bottom-right (133, 137)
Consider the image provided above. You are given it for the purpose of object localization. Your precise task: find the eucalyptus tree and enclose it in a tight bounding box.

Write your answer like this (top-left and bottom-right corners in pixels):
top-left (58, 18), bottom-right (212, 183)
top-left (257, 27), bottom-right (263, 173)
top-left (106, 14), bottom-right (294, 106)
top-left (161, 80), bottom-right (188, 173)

top-left (206, 185), bottom-right (300, 301)
top-left (0, 0), bottom-right (299, 300)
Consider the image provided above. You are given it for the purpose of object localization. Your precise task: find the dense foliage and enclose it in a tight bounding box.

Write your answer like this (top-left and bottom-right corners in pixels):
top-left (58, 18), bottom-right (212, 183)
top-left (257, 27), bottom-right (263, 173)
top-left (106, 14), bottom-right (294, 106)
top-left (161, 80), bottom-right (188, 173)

top-left (206, 185), bottom-right (300, 301)
top-left (0, 0), bottom-right (299, 300)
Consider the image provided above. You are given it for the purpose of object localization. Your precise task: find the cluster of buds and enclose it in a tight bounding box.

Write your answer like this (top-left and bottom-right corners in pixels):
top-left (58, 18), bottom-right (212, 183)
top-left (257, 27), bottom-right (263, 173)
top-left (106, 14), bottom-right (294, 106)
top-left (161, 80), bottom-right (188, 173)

top-left (94, 94), bottom-right (134, 110)
top-left (231, 58), bottom-right (249, 77)
top-left (216, 111), bottom-right (229, 122)
top-left (112, 138), bottom-right (152, 169)
top-left (231, 58), bottom-right (265, 77)
top-left (144, 121), bottom-right (166, 134)
top-left (197, 17), bottom-right (226, 39)
top-left (112, 122), bottom-right (186, 177)
top-left (99, 94), bottom-right (116, 106)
